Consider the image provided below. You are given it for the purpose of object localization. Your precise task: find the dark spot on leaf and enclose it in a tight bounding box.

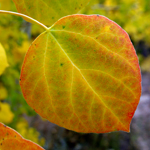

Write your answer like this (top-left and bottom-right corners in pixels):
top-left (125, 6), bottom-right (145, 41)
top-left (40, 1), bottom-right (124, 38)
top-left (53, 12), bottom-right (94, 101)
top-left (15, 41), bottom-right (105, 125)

top-left (96, 37), bottom-right (98, 39)
top-left (1, 143), bottom-right (2, 145)
top-left (60, 63), bottom-right (64, 66)
top-left (52, 17), bottom-right (54, 19)
top-left (81, 4), bottom-right (82, 6)
top-left (75, 7), bottom-right (77, 10)
top-left (62, 26), bottom-right (65, 29)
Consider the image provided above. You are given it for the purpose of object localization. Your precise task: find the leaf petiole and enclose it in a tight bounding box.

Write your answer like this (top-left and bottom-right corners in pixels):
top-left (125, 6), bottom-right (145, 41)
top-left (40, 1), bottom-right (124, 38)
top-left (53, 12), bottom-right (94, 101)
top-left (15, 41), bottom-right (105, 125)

top-left (0, 10), bottom-right (48, 30)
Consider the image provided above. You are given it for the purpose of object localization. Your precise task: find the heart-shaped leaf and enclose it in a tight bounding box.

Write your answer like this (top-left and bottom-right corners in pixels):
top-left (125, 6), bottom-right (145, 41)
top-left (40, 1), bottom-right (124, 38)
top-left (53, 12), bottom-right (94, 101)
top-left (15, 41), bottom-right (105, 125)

top-left (0, 43), bottom-right (8, 75)
top-left (0, 122), bottom-right (44, 150)
top-left (12, 0), bottom-right (90, 26)
top-left (20, 15), bottom-right (141, 133)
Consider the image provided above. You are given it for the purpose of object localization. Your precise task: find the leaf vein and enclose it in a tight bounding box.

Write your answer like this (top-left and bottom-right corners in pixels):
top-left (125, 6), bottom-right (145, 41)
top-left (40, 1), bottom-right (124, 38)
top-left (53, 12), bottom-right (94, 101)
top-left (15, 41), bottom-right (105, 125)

top-left (80, 69), bottom-right (135, 99)
top-left (43, 33), bottom-right (63, 122)
top-left (50, 32), bottom-right (128, 130)
top-left (51, 29), bottom-right (136, 73)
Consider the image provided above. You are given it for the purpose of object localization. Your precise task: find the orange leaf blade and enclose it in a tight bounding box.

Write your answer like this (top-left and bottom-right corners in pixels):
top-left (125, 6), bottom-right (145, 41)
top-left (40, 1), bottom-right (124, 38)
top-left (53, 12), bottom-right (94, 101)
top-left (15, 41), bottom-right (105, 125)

top-left (0, 122), bottom-right (45, 150)
top-left (20, 15), bottom-right (141, 133)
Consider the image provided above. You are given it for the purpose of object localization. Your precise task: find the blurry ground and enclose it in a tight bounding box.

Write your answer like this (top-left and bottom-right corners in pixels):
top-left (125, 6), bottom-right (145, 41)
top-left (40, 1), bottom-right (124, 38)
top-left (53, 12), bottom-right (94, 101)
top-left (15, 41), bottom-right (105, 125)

top-left (132, 72), bottom-right (150, 150)
top-left (23, 72), bottom-right (150, 150)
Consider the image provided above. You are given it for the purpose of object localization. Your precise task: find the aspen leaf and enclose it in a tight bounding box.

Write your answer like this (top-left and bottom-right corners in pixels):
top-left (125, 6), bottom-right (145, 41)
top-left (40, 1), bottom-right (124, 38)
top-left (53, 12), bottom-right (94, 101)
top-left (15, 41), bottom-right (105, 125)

top-left (20, 15), bottom-right (141, 133)
top-left (0, 43), bottom-right (8, 75)
top-left (12, 0), bottom-right (90, 26)
top-left (0, 122), bottom-right (45, 150)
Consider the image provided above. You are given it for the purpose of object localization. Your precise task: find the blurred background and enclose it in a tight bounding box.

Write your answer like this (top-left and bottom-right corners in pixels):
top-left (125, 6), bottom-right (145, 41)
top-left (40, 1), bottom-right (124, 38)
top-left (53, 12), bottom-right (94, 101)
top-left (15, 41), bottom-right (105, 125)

top-left (0, 0), bottom-right (150, 150)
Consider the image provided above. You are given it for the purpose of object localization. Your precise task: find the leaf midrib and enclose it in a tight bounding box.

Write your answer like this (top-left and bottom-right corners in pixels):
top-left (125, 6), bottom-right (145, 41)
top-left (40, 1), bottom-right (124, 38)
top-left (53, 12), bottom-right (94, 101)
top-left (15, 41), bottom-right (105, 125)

top-left (49, 31), bottom-right (129, 131)
top-left (49, 30), bottom-right (135, 98)
top-left (43, 32), bottom-right (63, 124)
top-left (50, 29), bottom-right (136, 73)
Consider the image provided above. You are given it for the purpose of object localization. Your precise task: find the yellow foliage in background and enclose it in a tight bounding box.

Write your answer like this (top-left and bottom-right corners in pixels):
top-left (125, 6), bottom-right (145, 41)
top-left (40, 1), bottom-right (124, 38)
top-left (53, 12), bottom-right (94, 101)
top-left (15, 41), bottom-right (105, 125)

top-left (12, 40), bottom-right (31, 65)
top-left (0, 0), bottom-right (11, 10)
top-left (141, 56), bottom-right (150, 73)
top-left (0, 102), bottom-right (14, 124)
top-left (0, 43), bottom-right (8, 75)
top-left (16, 119), bottom-right (45, 147)
top-left (0, 84), bottom-right (7, 100)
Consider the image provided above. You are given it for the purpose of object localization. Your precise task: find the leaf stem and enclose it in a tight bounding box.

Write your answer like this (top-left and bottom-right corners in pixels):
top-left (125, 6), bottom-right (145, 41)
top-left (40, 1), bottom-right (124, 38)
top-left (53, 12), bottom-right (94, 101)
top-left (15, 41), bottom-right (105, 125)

top-left (0, 10), bottom-right (48, 30)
